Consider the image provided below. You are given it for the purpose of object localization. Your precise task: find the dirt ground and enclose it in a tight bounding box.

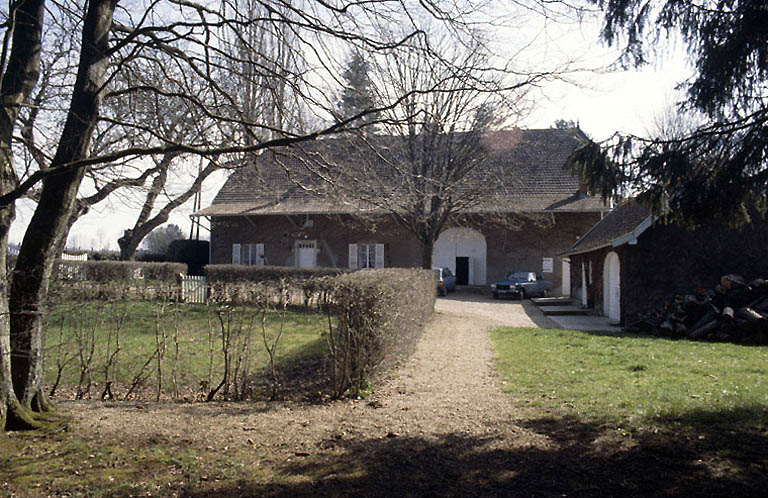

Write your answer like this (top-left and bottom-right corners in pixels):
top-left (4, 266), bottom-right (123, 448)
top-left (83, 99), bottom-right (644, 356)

top-left (58, 292), bottom-right (765, 497)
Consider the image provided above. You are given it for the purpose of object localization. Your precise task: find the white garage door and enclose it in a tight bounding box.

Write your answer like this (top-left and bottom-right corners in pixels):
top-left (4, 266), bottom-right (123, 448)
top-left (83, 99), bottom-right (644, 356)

top-left (433, 227), bottom-right (487, 285)
top-left (603, 251), bottom-right (621, 322)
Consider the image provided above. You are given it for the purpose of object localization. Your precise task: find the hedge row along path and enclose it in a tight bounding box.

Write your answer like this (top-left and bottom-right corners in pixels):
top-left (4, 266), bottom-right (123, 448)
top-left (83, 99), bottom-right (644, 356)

top-left (56, 294), bottom-right (643, 496)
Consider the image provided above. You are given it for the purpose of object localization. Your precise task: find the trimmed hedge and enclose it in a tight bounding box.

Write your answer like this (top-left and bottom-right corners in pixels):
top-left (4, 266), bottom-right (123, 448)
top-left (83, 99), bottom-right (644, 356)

top-left (206, 264), bottom-right (344, 282)
top-left (324, 268), bottom-right (435, 396)
top-left (204, 266), bottom-right (435, 397)
top-left (52, 260), bottom-right (187, 282)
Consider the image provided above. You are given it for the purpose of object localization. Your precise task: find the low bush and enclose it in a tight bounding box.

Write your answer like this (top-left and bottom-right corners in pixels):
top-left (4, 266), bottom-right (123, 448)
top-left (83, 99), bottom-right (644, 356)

top-left (323, 268), bottom-right (435, 397)
top-left (136, 252), bottom-right (167, 263)
top-left (52, 260), bottom-right (187, 282)
top-left (206, 264), bottom-right (344, 283)
top-left (87, 250), bottom-right (120, 261)
top-left (49, 281), bottom-right (181, 304)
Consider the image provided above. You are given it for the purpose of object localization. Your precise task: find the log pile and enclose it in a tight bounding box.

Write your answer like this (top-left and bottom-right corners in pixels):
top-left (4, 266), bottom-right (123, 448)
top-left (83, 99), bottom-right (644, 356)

top-left (627, 275), bottom-right (768, 344)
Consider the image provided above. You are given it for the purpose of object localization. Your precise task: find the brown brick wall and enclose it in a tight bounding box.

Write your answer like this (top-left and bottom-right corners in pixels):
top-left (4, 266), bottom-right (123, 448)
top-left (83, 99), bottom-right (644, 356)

top-left (211, 211), bottom-right (602, 292)
top-left (568, 246), bottom-right (628, 320)
top-left (567, 218), bottom-right (768, 324)
top-left (211, 215), bottom-right (422, 269)
top-left (482, 212), bottom-right (601, 292)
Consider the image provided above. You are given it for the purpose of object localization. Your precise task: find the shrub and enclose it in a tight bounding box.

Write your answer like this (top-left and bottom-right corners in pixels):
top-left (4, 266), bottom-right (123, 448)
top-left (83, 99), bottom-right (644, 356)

top-left (323, 268), bottom-right (435, 397)
top-left (87, 250), bottom-right (120, 261)
top-left (204, 267), bottom-right (435, 398)
top-left (136, 252), bottom-right (167, 263)
top-left (206, 264), bottom-right (344, 283)
top-left (52, 261), bottom-right (187, 283)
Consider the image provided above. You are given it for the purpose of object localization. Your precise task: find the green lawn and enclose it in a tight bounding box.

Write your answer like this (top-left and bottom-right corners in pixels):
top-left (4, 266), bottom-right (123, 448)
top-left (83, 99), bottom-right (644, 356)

top-left (44, 300), bottom-right (328, 400)
top-left (491, 327), bottom-right (768, 432)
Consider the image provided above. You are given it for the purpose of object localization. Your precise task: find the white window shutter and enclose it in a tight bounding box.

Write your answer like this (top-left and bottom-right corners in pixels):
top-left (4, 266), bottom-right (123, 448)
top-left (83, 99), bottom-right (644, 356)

top-left (375, 244), bottom-right (384, 268)
top-left (348, 244), bottom-right (358, 269)
top-left (256, 243), bottom-right (265, 266)
top-left (232, 244), bottom-right (241, 265)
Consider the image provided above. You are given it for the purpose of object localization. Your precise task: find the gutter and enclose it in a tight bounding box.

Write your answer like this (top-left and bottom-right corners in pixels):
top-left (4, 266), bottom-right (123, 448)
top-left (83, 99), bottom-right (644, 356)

top-left (611, 216), bottom-right (653, 247)
top-left (559, 215), bottom-right (655, 257)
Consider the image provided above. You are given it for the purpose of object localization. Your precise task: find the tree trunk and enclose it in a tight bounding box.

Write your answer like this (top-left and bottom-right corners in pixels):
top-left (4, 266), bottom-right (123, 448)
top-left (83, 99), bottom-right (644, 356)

top-left (0, 0), bottom-right (46, 429)
top-left (118, 229), bottom-right (142, 261)
top-left (118, 158), bottom-right (217, 261)
top-left (421, 236), bottom-right (435, 269)
top-left (10, 0), bottom-right (116, 409)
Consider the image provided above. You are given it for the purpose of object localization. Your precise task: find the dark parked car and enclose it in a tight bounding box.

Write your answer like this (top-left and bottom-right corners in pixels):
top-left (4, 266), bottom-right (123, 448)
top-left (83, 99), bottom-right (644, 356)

top-left (434, 267), bottom-right (457, 296)
top-left (490, 271), bottom-right (552, 299)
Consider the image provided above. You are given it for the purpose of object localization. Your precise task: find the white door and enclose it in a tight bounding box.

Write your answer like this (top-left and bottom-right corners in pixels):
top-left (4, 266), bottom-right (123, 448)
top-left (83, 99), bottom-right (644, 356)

top-left (603, 251), bottom-right (621, 322)
top-left (297, 240), bottom-right (317, 268)
top-left (562, 260), bottom-right (570, 297)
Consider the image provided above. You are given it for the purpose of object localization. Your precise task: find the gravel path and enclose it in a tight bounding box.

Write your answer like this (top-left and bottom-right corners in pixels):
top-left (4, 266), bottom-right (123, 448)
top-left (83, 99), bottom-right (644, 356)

top-left (63, 293), bottom-right (561, 496)
top-left (434, 291), bottom-right (561, 328)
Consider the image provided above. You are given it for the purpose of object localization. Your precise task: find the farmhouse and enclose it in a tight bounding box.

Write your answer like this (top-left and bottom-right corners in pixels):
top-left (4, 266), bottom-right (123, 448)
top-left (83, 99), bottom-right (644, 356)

top-left (561, 199), bottom-right (768, 325)
top-left (197, 128), bottom-right (609, 293)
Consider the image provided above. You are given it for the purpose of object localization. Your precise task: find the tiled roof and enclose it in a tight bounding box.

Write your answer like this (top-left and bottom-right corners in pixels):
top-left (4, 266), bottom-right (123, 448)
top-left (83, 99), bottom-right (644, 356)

top-left (560, 199), bottom-right (652, 256)
top-left (197, 128), bottom-right (609, 216)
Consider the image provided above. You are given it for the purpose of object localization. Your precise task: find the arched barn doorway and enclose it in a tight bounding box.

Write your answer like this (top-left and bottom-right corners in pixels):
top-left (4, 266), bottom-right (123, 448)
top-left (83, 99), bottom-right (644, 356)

top-left (603, 251), bottom-right (621, 323)
top-left (433, 228), bottom-right (487, 285)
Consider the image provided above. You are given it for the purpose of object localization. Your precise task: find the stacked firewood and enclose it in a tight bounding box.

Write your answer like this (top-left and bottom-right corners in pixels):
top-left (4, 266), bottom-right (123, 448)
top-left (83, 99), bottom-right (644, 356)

top-left (628, 275), bottom-right (768, 344)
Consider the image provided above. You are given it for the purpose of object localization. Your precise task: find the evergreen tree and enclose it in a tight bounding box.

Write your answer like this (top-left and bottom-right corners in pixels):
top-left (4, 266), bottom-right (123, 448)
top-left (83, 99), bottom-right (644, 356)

top-left (338, 50), bottom-right (377, 127)
top-left (572, 0), bottom-right (768, 227)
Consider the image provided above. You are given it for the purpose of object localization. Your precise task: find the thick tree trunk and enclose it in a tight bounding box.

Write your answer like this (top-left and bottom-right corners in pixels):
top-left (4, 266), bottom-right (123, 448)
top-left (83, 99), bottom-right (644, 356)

top-left (0, 0), bottom-right (46, 429)
top-left (421, 237), bottom-right (434, 269)
top-left (10, 0), bottom-right (116, 409)
top-left (10, 168), bottom-right (89, 408)
top-left (118, 229), bottom-right (142, 261)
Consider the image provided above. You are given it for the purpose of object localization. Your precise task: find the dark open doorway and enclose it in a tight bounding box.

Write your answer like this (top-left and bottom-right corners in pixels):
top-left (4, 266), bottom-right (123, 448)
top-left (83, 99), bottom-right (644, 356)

top-left (456, 257), bottom-right (469, 285)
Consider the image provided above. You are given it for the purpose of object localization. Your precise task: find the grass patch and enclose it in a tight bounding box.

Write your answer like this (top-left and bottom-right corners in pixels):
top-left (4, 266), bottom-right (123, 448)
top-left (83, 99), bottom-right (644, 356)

top-left (0, 430), bottom-right (259, 497)
top-left (44, 300), bottom-right (327, 400)
top-left (490, 327), bottom-right (768, 431)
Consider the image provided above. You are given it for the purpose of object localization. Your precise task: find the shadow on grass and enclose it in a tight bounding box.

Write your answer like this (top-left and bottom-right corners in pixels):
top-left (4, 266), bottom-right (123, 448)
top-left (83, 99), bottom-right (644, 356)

top-left (188, 406), bottom-right (768, 498)
top-left (245, 336), bottom-right (332, 403)
top-left (564, 323), bottom-right (768, 348)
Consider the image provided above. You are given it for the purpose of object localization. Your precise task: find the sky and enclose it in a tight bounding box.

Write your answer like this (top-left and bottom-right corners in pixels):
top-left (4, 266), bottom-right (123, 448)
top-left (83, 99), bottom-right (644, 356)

top-left (8, 8), bottom-right (694, 252)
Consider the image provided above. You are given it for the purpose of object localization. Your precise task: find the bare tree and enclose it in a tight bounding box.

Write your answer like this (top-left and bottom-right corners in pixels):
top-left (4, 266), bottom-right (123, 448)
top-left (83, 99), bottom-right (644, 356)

top-left (0, 0), bottom-right (523, 430)
top-left (283, 37), bottom-right (547, 268)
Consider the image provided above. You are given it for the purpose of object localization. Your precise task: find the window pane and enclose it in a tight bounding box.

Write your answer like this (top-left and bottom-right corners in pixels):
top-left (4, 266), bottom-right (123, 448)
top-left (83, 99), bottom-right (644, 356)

top-left (358, 245), bottom-right (368, 268)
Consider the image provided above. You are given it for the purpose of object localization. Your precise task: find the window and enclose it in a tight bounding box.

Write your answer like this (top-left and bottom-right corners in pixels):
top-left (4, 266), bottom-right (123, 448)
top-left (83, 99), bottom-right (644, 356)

top-left (232, 243), bottom-right (264, 265)
top-left (348, 243), bottom-right (384, 269)
top-left (542, 257), bottom-right (553, 273)
top-left (358, 243), bottom-right (376, 269)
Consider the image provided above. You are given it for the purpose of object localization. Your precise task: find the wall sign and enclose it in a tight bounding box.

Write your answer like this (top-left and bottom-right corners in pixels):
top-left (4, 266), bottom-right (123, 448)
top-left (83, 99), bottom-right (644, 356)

top-left (542, 257), bottom-right (554, 273)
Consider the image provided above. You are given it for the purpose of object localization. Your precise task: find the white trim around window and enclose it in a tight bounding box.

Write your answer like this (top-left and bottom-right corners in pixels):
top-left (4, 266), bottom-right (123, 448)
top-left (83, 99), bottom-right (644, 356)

top-left (232, 243), bottom-right (265, 265)
top-left (349, 243), bottom-right (384, 269)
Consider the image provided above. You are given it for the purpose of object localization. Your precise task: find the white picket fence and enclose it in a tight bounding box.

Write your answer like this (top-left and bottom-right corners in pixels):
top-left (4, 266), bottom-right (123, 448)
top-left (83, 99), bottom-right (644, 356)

top-left (181, 275), bottom-right (208, 303)
top-left (61, 252), bottom-right (88, 261)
